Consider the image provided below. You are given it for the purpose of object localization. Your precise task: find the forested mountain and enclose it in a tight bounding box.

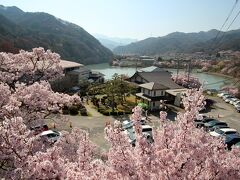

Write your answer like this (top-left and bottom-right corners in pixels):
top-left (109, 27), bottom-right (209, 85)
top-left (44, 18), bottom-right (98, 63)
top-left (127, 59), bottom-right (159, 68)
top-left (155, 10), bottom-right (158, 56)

top-left (0, 5), bottom-right (113, 65)
top-left (113, 29), bottom-right (240, 55)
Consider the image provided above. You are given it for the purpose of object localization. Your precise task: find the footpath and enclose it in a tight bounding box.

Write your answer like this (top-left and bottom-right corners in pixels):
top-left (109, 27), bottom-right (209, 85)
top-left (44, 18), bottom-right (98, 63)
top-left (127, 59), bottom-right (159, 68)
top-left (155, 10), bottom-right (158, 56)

top-left (84, 103), bottom-right (103, 117)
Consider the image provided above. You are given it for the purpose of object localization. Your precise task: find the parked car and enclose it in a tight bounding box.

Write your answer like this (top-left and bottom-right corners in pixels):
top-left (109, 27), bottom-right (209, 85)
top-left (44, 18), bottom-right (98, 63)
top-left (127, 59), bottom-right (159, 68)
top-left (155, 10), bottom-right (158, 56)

top-left (194, 118), bottom-right (218, 128)
top-left (225, 134), bottom-right (240, 150)
top-left (209, 128), bottom-right (237, 137)
top-left (217, 92), bottom-right (229, 98)
top-left (124, 128), bottom-right (136, 145)
top-left (236, 106), bottom-right (240, 113)
top-left (122, 120), bottom-right (133, 130)
top-left (222, 95), bottom-right (233, 100)
top-left (233, 101), bottom-right (240, 107)
top-left (39, 130), bottom-right (61, 143)
top-left (221, 94), bottom-right (230, 98)
top-left (224, 97), bottom-right (234, 103)
top-left (140, 117), bottom-right (147, 125)
top-left (122, 118), bottom-right (146, 130)
top-left (142, 125), bottom-right (153, 137)
top-left (208, 124), bottom-right (230, 131)
top-left (229, 98), bottom-right (239, 105)
top-left (234, 142), bottom-right (240, 148)
top-left (204, 121), bottom-right (228, 131)
top-left (124, 125), bottom-right (153, 146)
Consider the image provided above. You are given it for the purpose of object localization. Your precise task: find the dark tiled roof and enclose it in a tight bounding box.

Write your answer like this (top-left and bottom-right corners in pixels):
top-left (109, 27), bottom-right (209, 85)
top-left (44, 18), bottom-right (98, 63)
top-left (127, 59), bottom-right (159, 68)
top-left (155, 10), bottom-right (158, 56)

top-left (138, 66), bottom-right (167, 72)
top-left (137, 71), bottom-right (182, 89)
top-left (139, 82), bottom-right (169, 90)
top-left (136, 93), bottom-right (172, 101)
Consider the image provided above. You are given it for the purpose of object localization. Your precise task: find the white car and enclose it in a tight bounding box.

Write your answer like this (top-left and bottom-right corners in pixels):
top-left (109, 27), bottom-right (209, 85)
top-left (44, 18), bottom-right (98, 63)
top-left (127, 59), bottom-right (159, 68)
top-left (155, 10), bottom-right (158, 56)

top-left (210, 128), bottom-right (237, 137)
top-left (122, 118), bottom-right (146, 130)
top-left (141, 125), bottom-right (153, 137)
top-left (39, 130), bottom-right (61, 142)
top-left (217, 92), bottom-right (229, 98)
top-left (124, 125), bottom-right (153, 146)
top-left (222, 94), bottom-right (230, 98)
top-left (224, 96), bottom-right (234, 103)
top-left (236, 106), bottom-right (240, 113)
top-left (229, 98), bottom-right (239, 105)
top-left (224, 97), bottom-right (233, 103)
top-left (222, 95), bottom-right (233, 100)
top-left (234, 101), bottom-right (240, 107)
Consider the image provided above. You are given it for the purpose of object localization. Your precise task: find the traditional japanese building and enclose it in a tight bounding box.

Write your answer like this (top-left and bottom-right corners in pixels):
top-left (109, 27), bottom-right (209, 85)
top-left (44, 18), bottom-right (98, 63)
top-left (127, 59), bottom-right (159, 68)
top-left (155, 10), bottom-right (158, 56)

top-left (128, 70), bottom-right (186, 110)
top-left (51, 60), bottom-right (104, 92)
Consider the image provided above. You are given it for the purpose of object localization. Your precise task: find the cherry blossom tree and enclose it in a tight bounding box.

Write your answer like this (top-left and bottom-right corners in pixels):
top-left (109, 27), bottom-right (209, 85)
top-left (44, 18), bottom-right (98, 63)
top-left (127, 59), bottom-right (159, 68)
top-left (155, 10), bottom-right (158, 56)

top-left (220, 60), bottom-right (240, 78)
top-left (0, 48), bottom-right (81, 177)
top-left (0, 48), bottom-right (240, 179)
top-left (0, 48), bottom-right (81, 126)
top-left (201, 62), bottom-right (212, 72)
top-left (172, 73), bottom-right (202, 89)
top-left (11, 81), bottom-right (80, 126)
top-left (0, 47), bottom-right (63, 90)
top-left (104, 88), bottom-right (240, 179)
top-left (222, 86), bottom-right (240, 98)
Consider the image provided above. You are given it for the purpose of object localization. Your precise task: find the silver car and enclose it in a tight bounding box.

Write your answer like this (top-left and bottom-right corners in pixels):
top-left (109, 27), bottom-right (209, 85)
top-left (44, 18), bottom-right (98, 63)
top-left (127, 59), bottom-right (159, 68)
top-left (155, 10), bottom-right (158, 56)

top-left (39, 130), bottom-right (61, 143)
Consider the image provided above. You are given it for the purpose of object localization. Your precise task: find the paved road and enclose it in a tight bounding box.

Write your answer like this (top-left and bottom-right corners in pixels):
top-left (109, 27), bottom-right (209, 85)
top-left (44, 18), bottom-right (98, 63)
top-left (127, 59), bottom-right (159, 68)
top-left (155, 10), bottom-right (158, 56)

top-left (47, 101), bottom-right (161, 150)
top-left (48, 96), bottom-right (240, 150)
top-left (47, 114), bottom-right (115, 150)
top-left (202, 96), bottom-right (240, 132)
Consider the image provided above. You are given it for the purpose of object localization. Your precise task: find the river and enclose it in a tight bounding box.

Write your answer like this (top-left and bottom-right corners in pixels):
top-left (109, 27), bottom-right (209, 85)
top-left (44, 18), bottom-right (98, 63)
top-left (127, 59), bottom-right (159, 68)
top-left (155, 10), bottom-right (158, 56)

top-left (86, 63), bottom-right (233, 90)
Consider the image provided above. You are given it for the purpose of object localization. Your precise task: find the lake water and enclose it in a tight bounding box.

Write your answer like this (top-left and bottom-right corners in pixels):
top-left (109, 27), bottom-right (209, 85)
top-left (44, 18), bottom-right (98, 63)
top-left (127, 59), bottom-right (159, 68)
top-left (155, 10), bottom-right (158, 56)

top-left (86, 63), bottom-right (233, 90)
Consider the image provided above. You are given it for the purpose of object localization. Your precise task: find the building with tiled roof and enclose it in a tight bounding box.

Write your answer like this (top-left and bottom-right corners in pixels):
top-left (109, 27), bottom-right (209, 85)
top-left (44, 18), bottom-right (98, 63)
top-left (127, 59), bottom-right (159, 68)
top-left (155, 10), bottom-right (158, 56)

top-left (128, 70), bottom-right (186, 110)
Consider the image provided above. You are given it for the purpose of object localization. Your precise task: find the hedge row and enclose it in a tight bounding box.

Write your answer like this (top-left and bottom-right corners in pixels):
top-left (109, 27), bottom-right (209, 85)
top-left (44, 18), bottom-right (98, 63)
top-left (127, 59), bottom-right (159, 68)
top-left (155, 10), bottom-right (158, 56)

top-left (62, 105), bottom-right (88, 116)
top-left (97, 106), bottom-right (131, 116)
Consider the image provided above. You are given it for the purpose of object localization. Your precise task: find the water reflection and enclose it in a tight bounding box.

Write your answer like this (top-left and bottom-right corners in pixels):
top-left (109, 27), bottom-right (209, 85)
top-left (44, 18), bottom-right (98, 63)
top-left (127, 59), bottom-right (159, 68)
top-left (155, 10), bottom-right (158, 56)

top-left (86, 63), bottom-right (233, 90)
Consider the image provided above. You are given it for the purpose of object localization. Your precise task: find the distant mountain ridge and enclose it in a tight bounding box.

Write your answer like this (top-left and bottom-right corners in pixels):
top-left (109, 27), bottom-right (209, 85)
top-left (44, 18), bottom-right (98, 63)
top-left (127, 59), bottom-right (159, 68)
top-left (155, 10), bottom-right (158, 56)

top-left (94, 34), bottom-right (137, 51)
top-left (0, 5), bottom-right (113, 65)
top-left (113, 29), bottom-right (240, 55)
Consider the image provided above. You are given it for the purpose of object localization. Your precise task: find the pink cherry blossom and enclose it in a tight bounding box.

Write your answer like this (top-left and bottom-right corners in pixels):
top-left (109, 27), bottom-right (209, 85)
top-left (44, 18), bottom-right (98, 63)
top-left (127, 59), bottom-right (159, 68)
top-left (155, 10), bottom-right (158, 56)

top-left (0, 48), bottom-right (240, 179)
top-left (172, 73), bottom-right (202, 89)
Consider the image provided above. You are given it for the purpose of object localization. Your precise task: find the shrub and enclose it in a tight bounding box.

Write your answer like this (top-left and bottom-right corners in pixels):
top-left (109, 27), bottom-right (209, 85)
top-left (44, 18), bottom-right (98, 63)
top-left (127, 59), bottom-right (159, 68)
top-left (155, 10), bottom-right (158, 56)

top-left (69, 105), bottom-right (79, 115)
top-left (62, 106), bottom-right (69, 115)
top-left (102, 111), bottom-right (110, 116)
top-left (118, 111), bottom-right (124, 115)
top-left (110, 111), bottom-right (118, 116)
top-left (80, 108), bottom-right (88, 116)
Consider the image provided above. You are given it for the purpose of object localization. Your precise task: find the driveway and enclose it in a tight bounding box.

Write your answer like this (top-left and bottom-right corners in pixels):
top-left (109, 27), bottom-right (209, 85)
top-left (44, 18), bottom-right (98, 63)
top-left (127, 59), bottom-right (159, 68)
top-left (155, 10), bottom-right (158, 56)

top-left (202, 96), bottom-right (240, 132)
top-left (48, 96), bottom-right (240, 150)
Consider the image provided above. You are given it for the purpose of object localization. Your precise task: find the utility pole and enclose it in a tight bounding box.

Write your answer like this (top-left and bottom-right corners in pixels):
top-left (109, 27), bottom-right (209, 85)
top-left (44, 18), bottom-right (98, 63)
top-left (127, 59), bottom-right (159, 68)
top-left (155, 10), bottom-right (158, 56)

top-left (187, 59), bottom-right (192, 82)
top-left (176, 57), bottom-right (180, 81)
top-left (135, 57), bottom-right (138, 72)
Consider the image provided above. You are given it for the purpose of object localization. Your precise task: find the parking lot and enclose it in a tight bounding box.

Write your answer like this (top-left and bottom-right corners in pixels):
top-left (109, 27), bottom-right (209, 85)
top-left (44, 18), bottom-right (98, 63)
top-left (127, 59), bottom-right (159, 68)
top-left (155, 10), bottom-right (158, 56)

top-left (202, 95), bottom-right (240, 132)
top-left (47, 96), bottom-right (240, 150)
top-left (47, 103), bottom-right (162, 150)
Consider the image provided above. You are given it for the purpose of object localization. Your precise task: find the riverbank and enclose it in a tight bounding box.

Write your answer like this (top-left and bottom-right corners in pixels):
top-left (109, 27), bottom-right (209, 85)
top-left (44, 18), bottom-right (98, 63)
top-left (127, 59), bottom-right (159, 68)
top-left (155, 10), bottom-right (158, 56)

top-left (201, 71), bottom-right (239, 86)
top-left (86, 63), bottom-right (234, 90)
top-left (202, 71), bottom-right (234, 79)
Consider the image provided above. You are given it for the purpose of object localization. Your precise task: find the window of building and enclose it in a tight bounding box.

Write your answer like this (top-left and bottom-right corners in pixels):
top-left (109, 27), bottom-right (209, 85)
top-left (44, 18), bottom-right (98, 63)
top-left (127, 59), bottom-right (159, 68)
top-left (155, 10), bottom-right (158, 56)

top-left (154, 91), bottom-right (156, 96)
top-left (153, 102), bottom-right (155, 107)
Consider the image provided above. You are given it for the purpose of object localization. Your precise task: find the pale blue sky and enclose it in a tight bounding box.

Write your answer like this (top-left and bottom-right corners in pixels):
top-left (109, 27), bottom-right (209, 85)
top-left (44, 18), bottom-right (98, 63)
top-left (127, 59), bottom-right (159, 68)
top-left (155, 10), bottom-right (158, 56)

top-left (0, 0), bottom-right (239, 40)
